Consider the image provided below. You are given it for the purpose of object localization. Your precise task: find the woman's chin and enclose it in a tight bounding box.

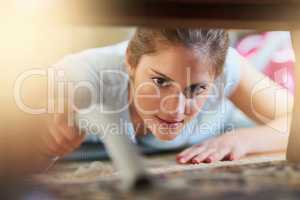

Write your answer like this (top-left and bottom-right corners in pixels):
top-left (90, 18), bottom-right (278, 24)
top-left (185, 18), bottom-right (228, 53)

top-left (145, 118), bottom-right (185, 141)
top-left (152, 129), bottom-right (180, 141)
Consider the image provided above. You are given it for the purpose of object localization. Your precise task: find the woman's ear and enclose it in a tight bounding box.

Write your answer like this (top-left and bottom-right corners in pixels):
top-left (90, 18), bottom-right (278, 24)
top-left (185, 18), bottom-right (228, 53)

top-left (125, 50), bottom-right (135, 78)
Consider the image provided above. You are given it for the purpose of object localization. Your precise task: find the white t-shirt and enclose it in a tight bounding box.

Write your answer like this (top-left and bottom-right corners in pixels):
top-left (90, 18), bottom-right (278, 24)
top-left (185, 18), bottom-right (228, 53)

top-left (53, 40), bottom-right (244, 150)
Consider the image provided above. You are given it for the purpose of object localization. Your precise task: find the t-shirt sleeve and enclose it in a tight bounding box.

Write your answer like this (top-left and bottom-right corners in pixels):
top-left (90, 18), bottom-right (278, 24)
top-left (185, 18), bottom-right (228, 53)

top-left (52, 53), bottom-right (101, 110)
top-left (222, 47), bottom-right (244, 97)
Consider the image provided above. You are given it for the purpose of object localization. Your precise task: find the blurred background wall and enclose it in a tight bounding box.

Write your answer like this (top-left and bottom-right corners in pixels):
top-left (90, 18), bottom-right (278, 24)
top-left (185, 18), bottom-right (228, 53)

top-left (0, 23), bottom-right (135, 171)
top-left (0, 25), bottom-right (135, 69)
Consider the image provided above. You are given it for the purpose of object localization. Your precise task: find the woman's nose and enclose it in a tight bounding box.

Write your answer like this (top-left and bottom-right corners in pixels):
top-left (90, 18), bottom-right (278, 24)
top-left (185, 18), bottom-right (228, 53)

top-left (161, 92), bottom-right (186, 115)
top-left (184, 98), bottom-right (196, 116)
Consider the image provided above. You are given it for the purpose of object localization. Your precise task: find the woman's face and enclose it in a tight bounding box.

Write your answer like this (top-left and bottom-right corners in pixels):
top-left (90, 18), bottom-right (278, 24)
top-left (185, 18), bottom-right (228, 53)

top-left (127, 45), bottom-right (215, 141)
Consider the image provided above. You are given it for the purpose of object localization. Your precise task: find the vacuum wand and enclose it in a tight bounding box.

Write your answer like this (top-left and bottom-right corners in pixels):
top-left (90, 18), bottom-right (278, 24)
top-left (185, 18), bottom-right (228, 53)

top-left (76, 106), bottom-right (152, 190)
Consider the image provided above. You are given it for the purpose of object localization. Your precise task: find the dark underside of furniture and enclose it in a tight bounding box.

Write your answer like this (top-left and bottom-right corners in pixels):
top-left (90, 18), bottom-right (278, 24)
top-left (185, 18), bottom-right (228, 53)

top-left (36, 0), bottom-right (300, 29)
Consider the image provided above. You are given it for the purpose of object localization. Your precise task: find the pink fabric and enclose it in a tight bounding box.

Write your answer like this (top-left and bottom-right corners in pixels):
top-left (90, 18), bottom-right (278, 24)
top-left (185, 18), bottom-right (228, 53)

top-left (236, 32), bottom-right (295, 94)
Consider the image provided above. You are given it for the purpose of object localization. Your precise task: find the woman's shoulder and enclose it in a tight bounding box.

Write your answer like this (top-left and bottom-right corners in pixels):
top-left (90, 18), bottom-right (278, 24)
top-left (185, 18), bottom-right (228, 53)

top-left (72, 40), bottom-right (128, 65)
top-left (53, 40), bottom-right (130, 88)
top-left (218, 47), bottom-right (244, 97)
top-left (53, 40), bottom-right (130, 74)
top-left (53, 41), bottom-right (131, 109)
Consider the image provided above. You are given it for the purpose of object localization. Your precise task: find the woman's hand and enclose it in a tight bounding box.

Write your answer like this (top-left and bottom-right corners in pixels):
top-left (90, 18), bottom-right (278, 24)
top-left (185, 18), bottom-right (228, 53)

top-left (43, 113), bottom-right (85, 157)
top-left (176, 133), bottom-right (249, 164)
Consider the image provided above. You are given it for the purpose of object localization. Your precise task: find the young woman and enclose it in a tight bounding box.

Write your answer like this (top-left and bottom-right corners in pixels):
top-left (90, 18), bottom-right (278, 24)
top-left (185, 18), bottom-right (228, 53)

top-left (44, 28), bottom-right (293, 164)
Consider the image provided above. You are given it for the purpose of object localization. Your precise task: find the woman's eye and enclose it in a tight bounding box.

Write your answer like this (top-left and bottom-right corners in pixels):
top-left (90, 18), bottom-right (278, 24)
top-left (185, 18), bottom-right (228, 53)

top-left (186, 85), bottom-right (207, 98)
top-left (194, 86), bottom-right (207, 95)
top-left (152, 77), bottom-right (170, 87)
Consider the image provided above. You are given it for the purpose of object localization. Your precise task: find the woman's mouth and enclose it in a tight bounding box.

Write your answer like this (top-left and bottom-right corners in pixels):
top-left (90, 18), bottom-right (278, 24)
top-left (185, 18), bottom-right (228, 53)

top-left (154, 116), bottom-right (184, 128)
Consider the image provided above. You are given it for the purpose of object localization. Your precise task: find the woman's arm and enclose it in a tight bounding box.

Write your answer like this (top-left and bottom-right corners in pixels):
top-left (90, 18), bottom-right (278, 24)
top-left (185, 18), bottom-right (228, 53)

top-left (230, 56), bottom-right (293, 124)
top-left (229, 55), bottom-right (294, 153)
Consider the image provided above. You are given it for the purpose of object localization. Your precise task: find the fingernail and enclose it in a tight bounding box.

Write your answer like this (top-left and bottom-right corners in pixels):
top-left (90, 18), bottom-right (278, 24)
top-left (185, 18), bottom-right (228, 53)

top-left (204, 157), bottom-right (212, 163)
top-left (179, 158), bottom-right (186, 163)
top-left (176, 156), bottom-right (182, 163)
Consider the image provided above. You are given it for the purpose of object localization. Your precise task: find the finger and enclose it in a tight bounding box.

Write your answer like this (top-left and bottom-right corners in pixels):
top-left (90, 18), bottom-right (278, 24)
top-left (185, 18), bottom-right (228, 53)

top-left (191, 148), bottom-right (216, 164)
top-left (46, 114), bottom-right (77, 156)
top-left (58, 126), bottom-right (86, 151)
top-left (54, 112), bottom-right (85, 140)
top-left (176, 154), bottom-right (194, 164)
top-left (176, 146), bottom-right (200, 163)
top-left (177, 143), bottom-right (203, 158)
top-left (57, 121), bottom-right (84, 141)
top-left (208, 148), bottom-right (231, 162)
top-left (176, 148), bottom-right (191, 162)
top-left (230, 150), bottom-right (244, 161)
top-left (44, 127), bottom-right (68, 157)
top-left (49, 125), bottom-right (74, 154)
top-left (71, 135), bottom-right (85, 150)
top-left (177, 147), bottom-right (193, 158)
top-left (43, 136), bottom-right (62, 156)
top-left (222, 153), bottom-right (233, 161)
top-left (177, 146), bottom-right (207, 164)
top-left (47, 143), bottom-right (68, 157)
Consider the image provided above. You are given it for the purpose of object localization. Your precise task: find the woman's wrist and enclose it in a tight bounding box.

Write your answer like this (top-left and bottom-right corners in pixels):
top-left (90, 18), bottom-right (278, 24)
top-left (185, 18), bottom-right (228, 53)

top-left (229, 125), bottom-right (287, 155)
top-left (227, 129), bottom-right (257, 155)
